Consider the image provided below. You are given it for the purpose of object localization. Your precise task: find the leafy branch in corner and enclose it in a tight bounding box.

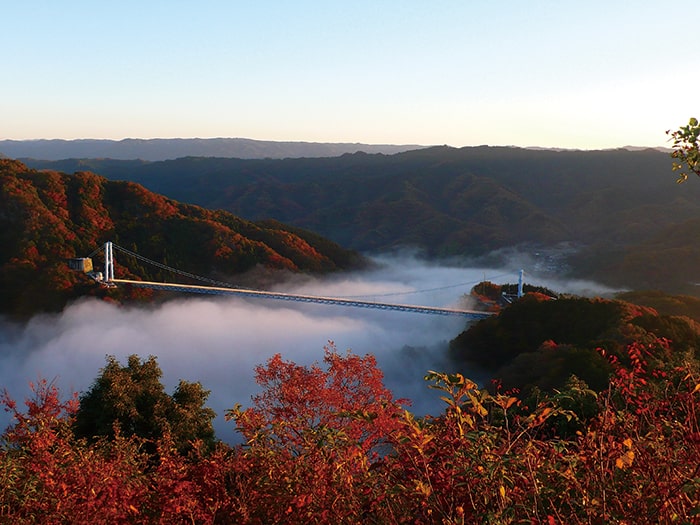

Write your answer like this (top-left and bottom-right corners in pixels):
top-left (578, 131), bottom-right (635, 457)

top-left (667, 117), bottom-right (700, 183)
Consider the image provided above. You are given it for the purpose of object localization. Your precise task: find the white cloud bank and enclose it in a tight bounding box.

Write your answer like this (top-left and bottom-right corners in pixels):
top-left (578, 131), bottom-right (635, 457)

top-left (0, 256), bottom-right (617, 441)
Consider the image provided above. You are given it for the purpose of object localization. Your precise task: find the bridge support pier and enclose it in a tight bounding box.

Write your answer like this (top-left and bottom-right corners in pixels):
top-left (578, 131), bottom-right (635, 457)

top-left (104, 241), bottom-right (114, 282)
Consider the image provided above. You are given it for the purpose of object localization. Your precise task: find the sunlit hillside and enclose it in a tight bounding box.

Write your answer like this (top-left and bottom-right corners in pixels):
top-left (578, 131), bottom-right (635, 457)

top-left (0, 159), bottom-right (363, 317)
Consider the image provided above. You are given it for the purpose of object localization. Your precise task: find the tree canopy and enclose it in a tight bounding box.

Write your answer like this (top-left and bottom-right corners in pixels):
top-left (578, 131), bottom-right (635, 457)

top-left (73, 354), bottom-right (216, 454)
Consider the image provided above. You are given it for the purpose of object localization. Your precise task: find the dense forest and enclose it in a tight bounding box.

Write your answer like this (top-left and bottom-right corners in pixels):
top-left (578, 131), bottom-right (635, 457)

top-left (453, 285), bottom-right (700, 393)
top-left (0, 159), bottom-right (363, 318)
top-left (24, 146), bottom-right (700, 294)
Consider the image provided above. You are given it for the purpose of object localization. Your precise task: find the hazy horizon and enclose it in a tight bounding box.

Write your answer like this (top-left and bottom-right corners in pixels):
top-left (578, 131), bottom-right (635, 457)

top-left (1, 136), bottom-right (670, 150)
top-left (0, 137), bottom-right (672, 165)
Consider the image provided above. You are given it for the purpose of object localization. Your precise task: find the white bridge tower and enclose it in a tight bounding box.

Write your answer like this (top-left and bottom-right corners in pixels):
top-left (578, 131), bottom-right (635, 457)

top-left (517, 269), bottom-right (524, 298)
top-left (104, 241), bottom-right (114, 282)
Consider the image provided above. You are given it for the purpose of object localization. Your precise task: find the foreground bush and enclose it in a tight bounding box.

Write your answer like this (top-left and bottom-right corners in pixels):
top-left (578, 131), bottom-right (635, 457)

top-left (1, 338), bottom-right (699, 524)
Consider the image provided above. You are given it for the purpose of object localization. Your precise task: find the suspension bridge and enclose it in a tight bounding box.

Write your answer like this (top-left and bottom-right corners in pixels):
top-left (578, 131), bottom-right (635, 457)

top-left (72, 242), bottom-right (524, 319)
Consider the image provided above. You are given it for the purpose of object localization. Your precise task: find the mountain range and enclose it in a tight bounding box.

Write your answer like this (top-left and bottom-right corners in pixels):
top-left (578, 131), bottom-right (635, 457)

top-left (22, 146), bottom-right (700, 295)
top-left (0, 138), bottom-right (425, 162)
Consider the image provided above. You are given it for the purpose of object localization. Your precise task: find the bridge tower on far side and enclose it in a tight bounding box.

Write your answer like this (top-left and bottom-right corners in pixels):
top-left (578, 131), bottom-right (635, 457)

top-left (517, 269), bottom-right (524, 298)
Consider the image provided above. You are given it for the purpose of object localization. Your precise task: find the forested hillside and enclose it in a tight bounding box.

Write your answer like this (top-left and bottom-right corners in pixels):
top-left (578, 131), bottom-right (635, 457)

top-left (0, 159), bottom-right (363, 318)
top-left (450, 289), bottom-right (700, 395)
top-left (25, 146), bottom-right (700, 294)
top-left (3, 156), bottom-right (700, 521)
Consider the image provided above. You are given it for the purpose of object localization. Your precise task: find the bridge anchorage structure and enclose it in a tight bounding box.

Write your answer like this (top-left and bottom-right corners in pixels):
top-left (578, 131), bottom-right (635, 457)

top-left (71, 241), bottom-right (519, 320)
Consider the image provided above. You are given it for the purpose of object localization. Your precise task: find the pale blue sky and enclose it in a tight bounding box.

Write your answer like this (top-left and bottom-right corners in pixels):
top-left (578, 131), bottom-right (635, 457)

top-left (3, 1), bottom-right (698, 149)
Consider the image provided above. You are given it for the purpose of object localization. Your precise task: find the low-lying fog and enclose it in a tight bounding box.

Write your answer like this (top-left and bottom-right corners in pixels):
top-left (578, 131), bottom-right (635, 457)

top-left (0, 255), bottom-right (617, 441)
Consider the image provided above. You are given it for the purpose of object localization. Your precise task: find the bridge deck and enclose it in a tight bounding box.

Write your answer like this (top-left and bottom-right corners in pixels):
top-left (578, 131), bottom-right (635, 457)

top-left (111, 279), bottom-right (494, 319)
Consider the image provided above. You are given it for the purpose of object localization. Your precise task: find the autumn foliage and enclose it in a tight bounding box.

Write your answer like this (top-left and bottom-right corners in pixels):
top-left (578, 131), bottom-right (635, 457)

top-left (0, 159), bottom-right (362, 318)
top-left (2, 338), bottom-right (700, 524)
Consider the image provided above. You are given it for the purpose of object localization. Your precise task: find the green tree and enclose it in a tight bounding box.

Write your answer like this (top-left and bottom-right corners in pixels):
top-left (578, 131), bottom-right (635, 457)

top-left (667, 117), bottom-right (700, 182)
top-left (73, 354), bottom-right (216, 454)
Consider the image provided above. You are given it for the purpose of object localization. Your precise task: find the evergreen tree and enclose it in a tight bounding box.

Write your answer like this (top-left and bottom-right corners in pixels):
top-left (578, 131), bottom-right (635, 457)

top-left (73, 354), bottom-right (216, 454)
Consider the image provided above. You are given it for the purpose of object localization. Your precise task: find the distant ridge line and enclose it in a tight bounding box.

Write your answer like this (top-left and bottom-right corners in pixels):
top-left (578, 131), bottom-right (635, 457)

top-left (0, 137), bottom-right (428, 162)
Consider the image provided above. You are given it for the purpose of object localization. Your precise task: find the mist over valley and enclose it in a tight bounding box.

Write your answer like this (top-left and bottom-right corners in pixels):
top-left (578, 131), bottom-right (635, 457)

top-left (0, 254), bottom-right (619, 440)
